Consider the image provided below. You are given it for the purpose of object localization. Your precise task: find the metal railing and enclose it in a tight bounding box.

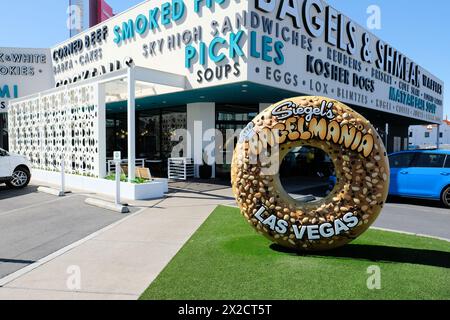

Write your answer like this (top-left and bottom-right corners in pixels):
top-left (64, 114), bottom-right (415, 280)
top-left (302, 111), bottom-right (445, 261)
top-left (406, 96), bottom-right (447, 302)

top-left (168, 157), bottom-right (194, 180)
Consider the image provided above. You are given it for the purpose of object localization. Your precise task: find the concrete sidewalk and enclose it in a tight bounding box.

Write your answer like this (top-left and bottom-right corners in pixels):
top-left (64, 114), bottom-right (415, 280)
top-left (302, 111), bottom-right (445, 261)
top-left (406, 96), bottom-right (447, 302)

top-left (0, 183), bottom-right (235, 300)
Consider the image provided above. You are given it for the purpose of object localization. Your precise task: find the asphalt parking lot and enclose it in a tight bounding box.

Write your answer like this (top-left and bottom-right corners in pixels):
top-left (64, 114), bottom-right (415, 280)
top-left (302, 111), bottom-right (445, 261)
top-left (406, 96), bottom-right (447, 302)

top-left (373, 196), bottom-right (450, 240)
top-left (0, 184), bottom-right (133, 279)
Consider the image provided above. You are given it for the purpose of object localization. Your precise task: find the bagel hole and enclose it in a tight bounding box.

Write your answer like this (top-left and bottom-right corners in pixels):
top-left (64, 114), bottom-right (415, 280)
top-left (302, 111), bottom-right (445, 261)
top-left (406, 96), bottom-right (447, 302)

top-left (279, 146), bottom-right (336, 202)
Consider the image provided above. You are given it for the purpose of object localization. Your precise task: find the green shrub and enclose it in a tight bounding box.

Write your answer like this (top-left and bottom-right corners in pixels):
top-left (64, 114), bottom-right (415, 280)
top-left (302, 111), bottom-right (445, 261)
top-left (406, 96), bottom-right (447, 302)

top-left (105, 174), bottom-right (150, 184)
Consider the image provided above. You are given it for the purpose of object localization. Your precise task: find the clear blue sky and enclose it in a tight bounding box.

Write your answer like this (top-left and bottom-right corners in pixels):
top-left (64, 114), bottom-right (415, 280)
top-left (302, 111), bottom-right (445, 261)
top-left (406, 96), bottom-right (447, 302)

top-left (1, 0), bottom-right (448, 117)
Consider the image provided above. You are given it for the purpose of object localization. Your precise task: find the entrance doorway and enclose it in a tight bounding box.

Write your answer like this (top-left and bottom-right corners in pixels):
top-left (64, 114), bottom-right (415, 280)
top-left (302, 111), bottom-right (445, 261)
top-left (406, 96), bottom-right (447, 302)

top-left (215, 104), bottom-right (258, 179)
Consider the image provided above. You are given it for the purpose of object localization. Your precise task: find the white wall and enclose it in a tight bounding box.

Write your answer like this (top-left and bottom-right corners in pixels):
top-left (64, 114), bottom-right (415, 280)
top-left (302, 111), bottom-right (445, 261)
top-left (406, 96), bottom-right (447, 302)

top-left (32, 169), bottom-right (167, 200)
top-left (409, 122), bottom-right (450, 148)
top-left (0, 47), bottom-right (54, 113)
top-left (8, 83), bottom-right (103, 178)
top-left (187, 102), bottom-right (216, 178)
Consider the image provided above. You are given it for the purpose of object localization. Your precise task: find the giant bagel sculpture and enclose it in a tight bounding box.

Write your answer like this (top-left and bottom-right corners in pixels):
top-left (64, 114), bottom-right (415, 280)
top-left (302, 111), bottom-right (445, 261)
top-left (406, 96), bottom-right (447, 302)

top-left (231, 96), bottom-right (390, 251)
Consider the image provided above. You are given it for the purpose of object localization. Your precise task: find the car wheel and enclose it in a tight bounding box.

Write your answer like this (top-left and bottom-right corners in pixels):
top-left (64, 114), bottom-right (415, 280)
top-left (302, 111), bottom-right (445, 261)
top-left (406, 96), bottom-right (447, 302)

top-left (441, 186), bottom-right (450, 208)
top-left (6, 168), bottom-right (31, 189)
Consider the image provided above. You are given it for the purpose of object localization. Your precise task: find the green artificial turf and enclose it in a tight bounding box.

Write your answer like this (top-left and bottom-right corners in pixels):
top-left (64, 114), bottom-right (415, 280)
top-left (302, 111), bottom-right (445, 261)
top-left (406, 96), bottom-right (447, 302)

top-left (140, 205), bottom-right (450, 300)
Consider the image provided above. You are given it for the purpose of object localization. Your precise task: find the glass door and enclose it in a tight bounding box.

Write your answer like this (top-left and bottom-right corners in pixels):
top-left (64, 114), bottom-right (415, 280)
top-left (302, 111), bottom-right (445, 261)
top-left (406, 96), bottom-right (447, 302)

top-left (215, 104), bottom-right (258, 178)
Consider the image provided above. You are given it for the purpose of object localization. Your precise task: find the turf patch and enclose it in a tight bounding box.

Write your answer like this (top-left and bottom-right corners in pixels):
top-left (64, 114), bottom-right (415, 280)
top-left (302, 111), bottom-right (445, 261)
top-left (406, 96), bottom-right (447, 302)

top-left (140, 205), bottom-right (450, 300)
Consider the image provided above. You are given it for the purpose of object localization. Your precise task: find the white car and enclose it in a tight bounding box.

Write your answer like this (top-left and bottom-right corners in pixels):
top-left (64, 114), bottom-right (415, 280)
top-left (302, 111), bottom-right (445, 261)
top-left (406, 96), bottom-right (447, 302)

top-left (0, 148), bottom-right (32, 189)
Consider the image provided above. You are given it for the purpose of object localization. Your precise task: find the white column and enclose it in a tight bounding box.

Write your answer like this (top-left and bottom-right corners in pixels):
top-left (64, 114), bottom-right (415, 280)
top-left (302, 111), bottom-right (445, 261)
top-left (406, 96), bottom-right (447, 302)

top-left (259, 103), bottom-right (272, 113)
top-left (38, 93), bottom-right (45, 169)
top-left (187, 102), bottom-right (216, 178)
top-left (127, 68), bottom-right (136, 181)
top-left (96, 83), bottom-right (107, 178)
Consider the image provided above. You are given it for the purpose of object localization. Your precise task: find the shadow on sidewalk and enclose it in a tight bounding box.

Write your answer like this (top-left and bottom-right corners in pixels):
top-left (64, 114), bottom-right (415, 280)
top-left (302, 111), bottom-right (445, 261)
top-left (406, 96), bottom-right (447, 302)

top-left (270, 243), bottom-right (450, 269)
top-left (0, 185), bottom-right (39, 200)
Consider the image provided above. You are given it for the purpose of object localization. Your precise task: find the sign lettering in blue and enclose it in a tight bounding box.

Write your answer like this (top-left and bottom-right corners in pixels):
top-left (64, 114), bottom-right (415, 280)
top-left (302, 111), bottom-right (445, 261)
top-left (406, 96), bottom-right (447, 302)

top-left (0, 85), bottom-right (18, 99)
top-left (185, 31), bottom-right (245, 68)
top-left (113, 0), bottom-right (186, 45)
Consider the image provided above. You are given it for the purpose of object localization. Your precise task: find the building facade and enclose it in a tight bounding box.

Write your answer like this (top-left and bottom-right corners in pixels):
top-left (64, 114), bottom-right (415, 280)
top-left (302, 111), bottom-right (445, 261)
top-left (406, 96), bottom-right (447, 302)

top-left (0, 47), bottom-right (54, 149)
top-left (409, 118), bottom-right (450, 149)
top-left (4, 0), bottom-right (445, 181)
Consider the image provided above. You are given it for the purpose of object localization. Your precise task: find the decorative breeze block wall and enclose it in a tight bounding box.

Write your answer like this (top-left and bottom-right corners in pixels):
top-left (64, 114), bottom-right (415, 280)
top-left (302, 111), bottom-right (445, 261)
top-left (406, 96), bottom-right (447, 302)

top-left (8, 85), bottom-right (102, 177)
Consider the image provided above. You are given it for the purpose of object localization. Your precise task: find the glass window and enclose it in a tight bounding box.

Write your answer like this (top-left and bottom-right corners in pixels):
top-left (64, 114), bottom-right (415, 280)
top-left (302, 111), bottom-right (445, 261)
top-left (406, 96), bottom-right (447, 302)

top-left (411, 153), bottom-right (446, 168)
top-left (161, 109), bottom-right (186, 158)
top-left (440, 132), bottom-right (443, 138)
top-left (216, 104), bottom-right (258, 123)
top-left (389, 153), bottom-right (415, 168)
top-left (445, 156), bottom-right (450, 168)
top-left (0, 113), bottom-right (8, 150)
top-left (106, 113), bottom-right (128, 157)
top-left (409, 131), bottom-right (413, 137)
top-left (425, 132), bottom-right (430, 138)
top-left (137, 110), bottom-right (161, 159)
top-left (107, 106), bottom-right (187, 161)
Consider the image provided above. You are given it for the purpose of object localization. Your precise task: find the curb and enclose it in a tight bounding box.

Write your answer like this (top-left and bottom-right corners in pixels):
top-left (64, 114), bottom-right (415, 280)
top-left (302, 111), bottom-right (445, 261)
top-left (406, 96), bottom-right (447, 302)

top-left (37, 186), bottom-right (66, 197)
top-left (370, 227), bottom-right (450, 243)
top-left (85, 198), bottom-right (130, 213)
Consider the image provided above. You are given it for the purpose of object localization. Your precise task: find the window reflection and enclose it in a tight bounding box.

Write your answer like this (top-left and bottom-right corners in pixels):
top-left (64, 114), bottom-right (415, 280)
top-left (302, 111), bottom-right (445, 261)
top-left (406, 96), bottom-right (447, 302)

top-left (106, 106), bottom-right (187, 176)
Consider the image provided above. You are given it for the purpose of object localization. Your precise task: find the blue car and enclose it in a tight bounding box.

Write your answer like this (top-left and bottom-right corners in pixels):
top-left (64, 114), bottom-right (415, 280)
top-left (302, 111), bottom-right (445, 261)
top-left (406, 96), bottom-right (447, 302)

top-left (389, 149), bottom-right (450, 208)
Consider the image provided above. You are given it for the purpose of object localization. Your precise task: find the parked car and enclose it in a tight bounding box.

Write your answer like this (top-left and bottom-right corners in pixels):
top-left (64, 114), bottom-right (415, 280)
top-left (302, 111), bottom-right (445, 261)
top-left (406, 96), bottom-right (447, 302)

top-left (0, 148), bottom-right (32, 189)
top-left (389, 149), bottom-right (450, 208)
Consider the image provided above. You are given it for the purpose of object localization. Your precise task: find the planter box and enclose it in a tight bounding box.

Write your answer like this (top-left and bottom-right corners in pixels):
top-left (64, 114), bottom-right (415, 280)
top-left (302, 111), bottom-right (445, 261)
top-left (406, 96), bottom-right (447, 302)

top-left (31, 169), bottom-right (167, 200)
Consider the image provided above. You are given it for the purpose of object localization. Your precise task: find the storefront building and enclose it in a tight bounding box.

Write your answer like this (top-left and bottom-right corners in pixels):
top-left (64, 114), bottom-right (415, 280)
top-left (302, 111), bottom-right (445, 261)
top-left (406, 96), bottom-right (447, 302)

top-left (409, 117), bottom-right (450, 150)
top-left (3, 0), bottom-right (445, 185)
top-left (0, 48), bottom-right (54, 149)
